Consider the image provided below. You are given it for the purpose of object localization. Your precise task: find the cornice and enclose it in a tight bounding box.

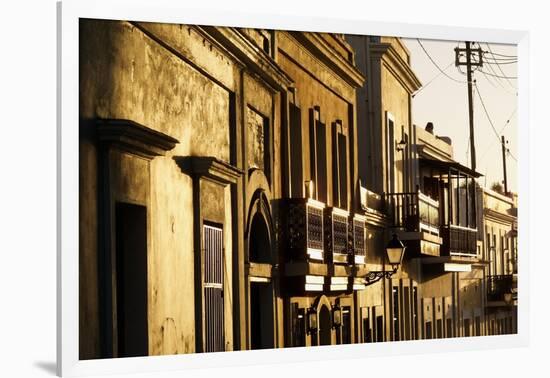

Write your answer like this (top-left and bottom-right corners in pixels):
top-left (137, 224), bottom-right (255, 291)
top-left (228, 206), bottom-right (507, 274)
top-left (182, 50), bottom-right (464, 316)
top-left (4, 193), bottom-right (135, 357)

top-left (97, 118), bottom-right (179, 159)
top-left (370, 42), bottom-right (422, 94)
top-left (484, 208), bottom-right (517, 225)
top-left (289, 31), bottom-right (365, 88)
top-left (174, 156), bottom-right (243, 186)
top-left (202, 26), bottom-right (294, 92)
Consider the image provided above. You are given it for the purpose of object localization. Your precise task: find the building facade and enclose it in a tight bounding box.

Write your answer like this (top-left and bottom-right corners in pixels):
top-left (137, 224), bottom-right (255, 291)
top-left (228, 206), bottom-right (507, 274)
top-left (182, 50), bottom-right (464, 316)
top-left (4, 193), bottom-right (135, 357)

top-left (79, 20), bottom-right (518, 359)
top-left (482, 188), bottom-right (518, 335)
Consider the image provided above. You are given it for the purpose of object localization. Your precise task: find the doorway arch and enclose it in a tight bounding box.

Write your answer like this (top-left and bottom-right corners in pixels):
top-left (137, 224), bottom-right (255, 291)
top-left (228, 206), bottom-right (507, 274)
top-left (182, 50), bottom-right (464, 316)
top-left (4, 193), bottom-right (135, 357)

top-left (246, 190), bottom-right (275, 350)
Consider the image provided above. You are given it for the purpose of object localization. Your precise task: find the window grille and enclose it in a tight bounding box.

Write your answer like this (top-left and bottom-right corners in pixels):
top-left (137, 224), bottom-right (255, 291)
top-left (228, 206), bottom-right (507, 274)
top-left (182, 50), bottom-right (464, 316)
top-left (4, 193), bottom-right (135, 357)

top-left (203, 224), bottom-right (224, 352)
top-left (306, 205), bottom-right (324, 252)
top-left (353, 218), bottom-right (366, 256)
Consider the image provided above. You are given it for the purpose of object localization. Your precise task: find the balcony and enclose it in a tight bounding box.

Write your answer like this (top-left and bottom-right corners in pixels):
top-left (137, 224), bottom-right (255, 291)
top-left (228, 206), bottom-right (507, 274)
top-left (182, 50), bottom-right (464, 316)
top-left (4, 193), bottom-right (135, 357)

top-left (441, 224), bottom-right (477, 257)
top-left (282, 197), bottom-right (368, 293)
top-left (283, 198), bottom-right (327, 294)
top-left (285, 198), bottom-right (325, 262)
top-left (385, 191), bottom-right (442, 257)
top-left (487, 274), bottom-right (517, 306)
top-left (386, 191), bottom-right (440, 234)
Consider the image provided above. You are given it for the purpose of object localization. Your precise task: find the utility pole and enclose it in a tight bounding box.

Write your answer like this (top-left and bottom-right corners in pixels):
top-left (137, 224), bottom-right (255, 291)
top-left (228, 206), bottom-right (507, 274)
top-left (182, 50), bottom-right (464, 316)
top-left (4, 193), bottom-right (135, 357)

top-left (455, 42), bottom-right (483, 171)
top-left (501, 135), bottom-right (508, 195)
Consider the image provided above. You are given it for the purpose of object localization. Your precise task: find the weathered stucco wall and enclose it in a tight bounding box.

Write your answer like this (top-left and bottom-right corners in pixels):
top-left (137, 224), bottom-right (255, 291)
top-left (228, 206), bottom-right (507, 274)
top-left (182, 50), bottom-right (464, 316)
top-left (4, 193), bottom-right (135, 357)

top-left (79, 19), bottom-right (238, 358)
top-left (277, 35), bottom-right (352, 208)
top-left (381, 62), bottom-right (410, 194)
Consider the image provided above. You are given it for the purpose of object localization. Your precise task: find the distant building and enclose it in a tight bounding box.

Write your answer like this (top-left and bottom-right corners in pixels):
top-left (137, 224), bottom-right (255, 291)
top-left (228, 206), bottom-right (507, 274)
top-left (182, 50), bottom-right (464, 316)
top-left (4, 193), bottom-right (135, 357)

top-left (482, 188), bottom-right (518, 334)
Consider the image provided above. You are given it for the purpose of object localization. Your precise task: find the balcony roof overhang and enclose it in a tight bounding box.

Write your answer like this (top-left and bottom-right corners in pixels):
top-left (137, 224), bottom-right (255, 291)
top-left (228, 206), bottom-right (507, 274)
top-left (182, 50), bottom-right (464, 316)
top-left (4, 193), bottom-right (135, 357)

top-left (420, 158), bottom-right (483, 178)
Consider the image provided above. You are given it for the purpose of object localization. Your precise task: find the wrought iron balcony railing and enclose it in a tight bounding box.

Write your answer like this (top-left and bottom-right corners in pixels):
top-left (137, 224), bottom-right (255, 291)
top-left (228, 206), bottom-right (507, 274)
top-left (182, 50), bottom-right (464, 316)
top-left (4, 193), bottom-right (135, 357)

top-left (441, 224), bottom-right (477, 257)
top-left (385, 191), bottom-right (440, 235)
top-left (487, 274), bottom-right (517, 303)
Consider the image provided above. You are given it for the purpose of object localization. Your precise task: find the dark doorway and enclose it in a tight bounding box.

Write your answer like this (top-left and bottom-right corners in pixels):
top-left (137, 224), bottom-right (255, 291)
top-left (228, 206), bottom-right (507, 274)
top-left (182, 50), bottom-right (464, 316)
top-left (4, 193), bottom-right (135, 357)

top-left (376, 315), bottom-right (384, 342)
top-left (115, 202), bottom-right (148, 357)
top-left (250, 282), bottom-right (275, 349)
top-left (318, 305), bottom-right (332, 346)
top-left (341, 306), bottom-right (351, 344)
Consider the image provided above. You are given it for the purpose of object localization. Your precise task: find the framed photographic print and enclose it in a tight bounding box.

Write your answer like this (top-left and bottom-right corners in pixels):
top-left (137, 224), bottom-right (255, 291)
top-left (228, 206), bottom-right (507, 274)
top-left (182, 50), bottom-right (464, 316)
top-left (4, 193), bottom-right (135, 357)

top-left (58, 0), bottom-right (529, 376)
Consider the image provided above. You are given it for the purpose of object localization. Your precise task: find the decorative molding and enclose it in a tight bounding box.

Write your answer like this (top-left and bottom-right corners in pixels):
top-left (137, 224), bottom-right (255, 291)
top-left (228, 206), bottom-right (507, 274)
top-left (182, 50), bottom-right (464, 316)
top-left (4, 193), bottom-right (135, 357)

top-left (370, 42), bottom-right (422, 94)
top-left (483, 208), bottom-right (517, 224)
top-left (97, 118), bottom-right (179, 159)
top-left (289, 31), bottom-right (365, 88)
top-left (203, 26), bottom-right (294, 91)
top-left (174, 156), bottom-right (243, 185)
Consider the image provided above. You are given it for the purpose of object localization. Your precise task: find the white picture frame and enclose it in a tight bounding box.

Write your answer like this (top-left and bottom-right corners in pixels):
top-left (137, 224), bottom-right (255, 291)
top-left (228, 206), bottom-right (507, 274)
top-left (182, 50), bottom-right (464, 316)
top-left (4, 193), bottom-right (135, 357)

top-left (57, 1), bottom-right (530, 376)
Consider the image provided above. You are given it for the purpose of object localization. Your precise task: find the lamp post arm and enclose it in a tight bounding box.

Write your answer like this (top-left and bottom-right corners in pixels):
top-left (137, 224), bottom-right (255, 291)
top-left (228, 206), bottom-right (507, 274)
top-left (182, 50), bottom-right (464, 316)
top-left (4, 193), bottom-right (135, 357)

top-left (363, 266), bottom-right (398, 286)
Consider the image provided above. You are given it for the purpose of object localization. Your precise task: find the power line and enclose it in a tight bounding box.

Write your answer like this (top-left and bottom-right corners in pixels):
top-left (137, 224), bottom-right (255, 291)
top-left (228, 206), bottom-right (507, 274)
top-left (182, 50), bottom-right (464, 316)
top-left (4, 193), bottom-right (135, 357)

top-left (474, 82), bottom-right (503, 142)
top-left (412, 61), bottom-right (455, 97)
top-left (499, 107), bottom-right (517, 134)
top-left (475, 83), bottom-right (517, 164)
top-left (483, 50), bottom-right (510, 81)
top-left (482, 50), bottom-right (517, 58)
top-left (480, 48), bottom-right (518, 93)
top-left (478, 107), bottom-right (517, 162)
top-left (479, 70), bottom-right (518, 80)
top-left (484, 57), bottom-right (518, 63)
top-left (417, 39), bottom-right (469, 84)
top-left (483, 51), bottom-right (518, 62)
top-left (485, 43), bottom-right (517, 88)
top-left (484, 60), bottom-right (518, 65)
top-left (480, 69), bottom-right (499, 89)
top-left (475, 64), bottom-right (518, 96)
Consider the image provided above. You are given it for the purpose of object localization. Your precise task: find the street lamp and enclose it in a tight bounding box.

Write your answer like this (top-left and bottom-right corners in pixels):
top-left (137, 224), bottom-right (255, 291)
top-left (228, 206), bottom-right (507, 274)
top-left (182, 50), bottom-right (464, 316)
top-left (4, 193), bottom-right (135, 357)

top-left (307, 308), bottom-right (318, 334)
top-left (364, 234), bottom-right (406, 286)
top-left (386, 233), bottom-right (406, 268)
top-left (396, 138), bottom-right (407, 152)
top-left (332, 305), bottom-right (342, 329)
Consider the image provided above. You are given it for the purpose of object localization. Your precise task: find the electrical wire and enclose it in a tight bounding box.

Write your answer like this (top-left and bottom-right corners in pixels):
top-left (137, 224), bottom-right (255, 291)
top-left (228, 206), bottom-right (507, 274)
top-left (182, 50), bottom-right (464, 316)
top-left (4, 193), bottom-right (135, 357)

top-left (478, 70), bottom-right (517, 80)
top-left (417, 39), bottom-right (469, 84)
top-left (475, 82), bottom-right (504, 141)
top-left (480, 69), bottom-right (499, 89)
top-left (482, 50), bottom-right (518, 58)
top-left (475, 83), bottom-right (517, 164)
top-left (484, 60), bottom-right (518, 65)
top-left (477, 62), bottom-right (518, 95)
top-left (412, 61), bottom-right (455, 97)
top-left (460, 50), bottom-right (517, 95)
top-left (482, 53), bottom-right (518, 61)
top-left (478, 107), bottom-right (517, 162)
top-left (485, 43), bottom-right (517, 88)
top-left (480, 50), bottom-right (518, 94)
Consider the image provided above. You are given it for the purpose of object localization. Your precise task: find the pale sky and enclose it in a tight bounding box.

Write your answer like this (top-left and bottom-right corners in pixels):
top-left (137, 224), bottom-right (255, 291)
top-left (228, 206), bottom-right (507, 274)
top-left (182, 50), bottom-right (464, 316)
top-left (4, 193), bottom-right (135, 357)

top-left (402, 38), bottom-right (518, 193)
